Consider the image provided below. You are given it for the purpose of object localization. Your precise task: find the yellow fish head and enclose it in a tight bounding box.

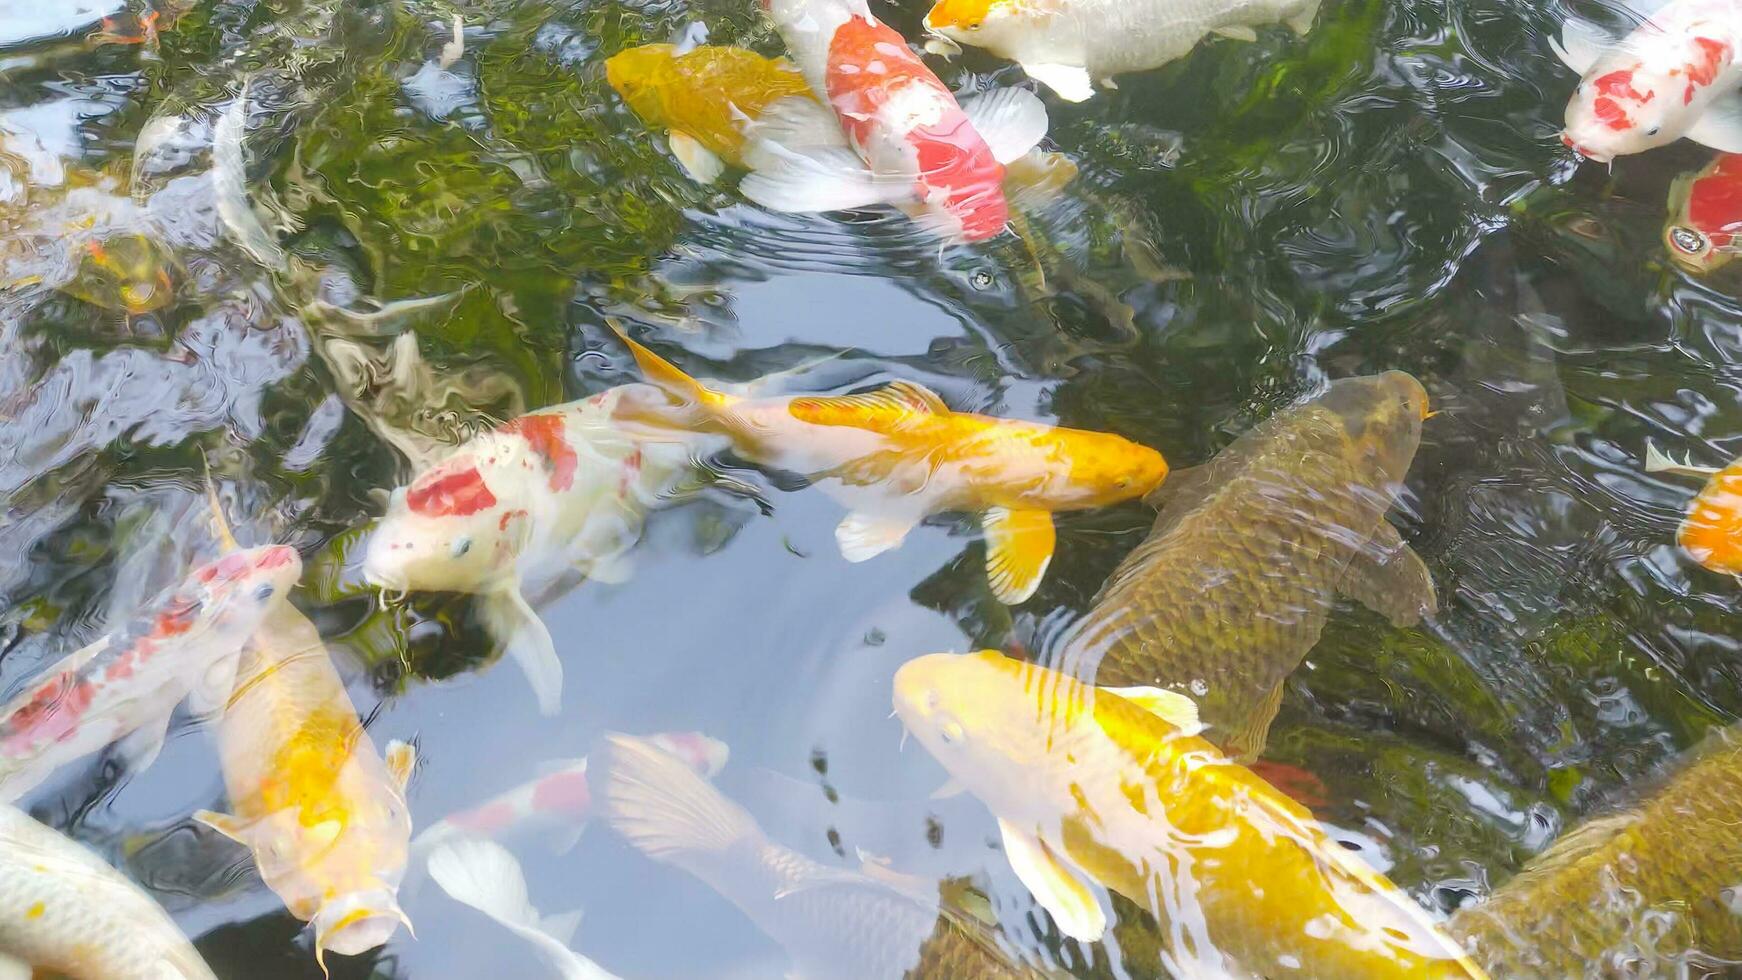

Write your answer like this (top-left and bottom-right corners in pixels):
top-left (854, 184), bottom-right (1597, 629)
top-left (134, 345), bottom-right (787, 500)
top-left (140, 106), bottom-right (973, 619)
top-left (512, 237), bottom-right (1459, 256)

top-left (925, 0), bottom-right (1029, 43)
top-left (67, 232), bottom-right (179, 314)
top-left (893, 651), bottom-right (1087, 819)
top-left (605, 44), bottom-right (679, 123)
top-left (312, 885), bottom-right (411, 968)
top-left (1317, 371), bottom-right (1430, 480)
top-left (1061, 432), bottom-right (1170, 506)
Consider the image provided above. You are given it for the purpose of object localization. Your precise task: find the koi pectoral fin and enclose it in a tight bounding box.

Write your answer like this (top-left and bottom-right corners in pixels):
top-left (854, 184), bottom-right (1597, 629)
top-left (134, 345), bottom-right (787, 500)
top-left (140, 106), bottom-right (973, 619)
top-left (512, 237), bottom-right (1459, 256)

top-left (835, 512), bottom-right (918, 563)
top-left (1342, 522), bottom-right (1436, 627)
top-left (960, 87), bottom-right (1049, 165)
top-left (668, 131), bottom-right (725, 185)
top-left (479, 588), bottom-right (563, 717)
top-left (997, 819), bottom-right (1106, 942)
top-left (1021, 63), bottom-right (1096, 103)
top-left (386, 739), bottom-right (416, 790)
top-left (1688, 92), bottom-right (1742, 154)
top-left (983, 507), bottom-right (1055, 605)
top-left (111, 713), bottom-right (172, 778)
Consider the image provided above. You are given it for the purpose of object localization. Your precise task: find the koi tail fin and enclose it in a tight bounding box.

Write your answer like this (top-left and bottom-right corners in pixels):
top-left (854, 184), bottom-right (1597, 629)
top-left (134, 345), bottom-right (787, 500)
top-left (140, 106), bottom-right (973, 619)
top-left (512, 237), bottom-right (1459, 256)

top-left (604, 320), bottom-right (731, 428)
top-left (599, 732), bottom-right (760, 881)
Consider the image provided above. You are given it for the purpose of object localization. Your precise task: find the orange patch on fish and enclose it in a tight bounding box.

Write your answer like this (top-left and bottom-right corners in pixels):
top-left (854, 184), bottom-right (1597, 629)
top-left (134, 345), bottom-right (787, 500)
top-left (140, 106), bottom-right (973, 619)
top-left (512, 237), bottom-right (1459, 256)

top-left (927, 0), bottom-right (997, 28)
top-left (1679, 460), bottom-right (1742, 574)
top-left (1688, 154), bottom-right (1742, 246)
top-left (505, 414), bottom-right (577, 493)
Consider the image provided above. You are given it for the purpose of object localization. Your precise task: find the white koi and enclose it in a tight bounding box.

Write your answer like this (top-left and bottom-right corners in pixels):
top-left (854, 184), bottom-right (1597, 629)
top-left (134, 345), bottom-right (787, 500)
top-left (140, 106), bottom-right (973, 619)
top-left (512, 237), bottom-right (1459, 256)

top-left (923, 0), bottom-right (1322, 102)
top-left (0, 803), bottom-right (217, 980)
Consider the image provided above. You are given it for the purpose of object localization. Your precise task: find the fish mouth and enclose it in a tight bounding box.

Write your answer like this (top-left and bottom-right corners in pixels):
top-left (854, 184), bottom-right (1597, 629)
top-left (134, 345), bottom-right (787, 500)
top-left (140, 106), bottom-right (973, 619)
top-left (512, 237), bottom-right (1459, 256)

top-left (1560, 132), bottom-right (1611, 163)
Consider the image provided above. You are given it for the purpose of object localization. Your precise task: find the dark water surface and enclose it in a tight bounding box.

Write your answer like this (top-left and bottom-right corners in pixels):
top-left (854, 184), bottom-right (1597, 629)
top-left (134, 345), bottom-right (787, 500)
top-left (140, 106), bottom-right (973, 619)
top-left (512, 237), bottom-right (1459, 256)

top-left (2, 0), bottom-right (1741, 977)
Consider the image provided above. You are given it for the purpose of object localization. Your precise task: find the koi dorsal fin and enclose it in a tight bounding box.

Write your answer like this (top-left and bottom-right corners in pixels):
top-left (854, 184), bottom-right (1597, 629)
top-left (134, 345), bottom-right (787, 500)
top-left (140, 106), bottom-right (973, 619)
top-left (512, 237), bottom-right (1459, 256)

top-left (826, 381), bottom-right (947, 415)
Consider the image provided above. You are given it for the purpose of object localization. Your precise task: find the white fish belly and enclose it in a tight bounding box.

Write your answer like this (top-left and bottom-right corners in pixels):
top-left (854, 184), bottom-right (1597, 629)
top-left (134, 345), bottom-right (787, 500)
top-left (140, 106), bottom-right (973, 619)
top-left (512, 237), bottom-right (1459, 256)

top-left (1038, 0), bottom-right (1317, 75)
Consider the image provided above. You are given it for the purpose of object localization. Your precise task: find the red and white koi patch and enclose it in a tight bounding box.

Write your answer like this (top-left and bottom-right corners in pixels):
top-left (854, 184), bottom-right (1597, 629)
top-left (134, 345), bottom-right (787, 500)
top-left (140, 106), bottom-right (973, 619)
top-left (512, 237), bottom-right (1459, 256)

top-left (407, 461), bottom-right (499, 518)
top-left (505, 413), bottom-right (578, 493)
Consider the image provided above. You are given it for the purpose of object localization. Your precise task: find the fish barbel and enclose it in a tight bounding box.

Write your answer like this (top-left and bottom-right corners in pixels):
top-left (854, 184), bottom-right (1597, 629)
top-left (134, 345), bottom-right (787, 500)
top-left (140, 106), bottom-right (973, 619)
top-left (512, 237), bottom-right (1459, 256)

top-left (1665, 152), bottom-right (1742, 273)
top-left (744, 0), bottom-right (1048, 241)
top-left (1450, 721), bottom-right (1742, 975)
top-left (598, 733), bottom-right (1053, 980)
top-left (1553, 0), bottom-right (1742, 163)
top-left (362, 387), bottom-right (698, 715)
top-left (1059, 371), bottom-right (1434, 760)
top-left (609, 325), bottom-right (1168, 604)
top-left (196, 600), bottom-right (415, 968)
top-left (605, 43), bottom-right (815, 184)
top-left (0, 803), bottom-right (217, 979)
top-left (923, 0), bottom-right (1321, 102)
top-left (893, 650), bottom-right (1488, 978)
top-left (0, 544), bottom-right (301, 801)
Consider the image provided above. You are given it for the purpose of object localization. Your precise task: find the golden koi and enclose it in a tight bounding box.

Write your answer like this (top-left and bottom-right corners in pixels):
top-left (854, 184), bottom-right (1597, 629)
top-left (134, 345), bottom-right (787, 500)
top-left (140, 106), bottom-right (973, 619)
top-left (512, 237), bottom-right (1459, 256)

top-left (606, 44), bottom-right (816, 184)
top-left (892, 651), bottom-right (1488, 978)
top-left (610, 325), bottom-right (1168, 604)
top-left (1644, 441), bottom-right (1742, 575)
top-left (196, 600), bottom-right (416, 970)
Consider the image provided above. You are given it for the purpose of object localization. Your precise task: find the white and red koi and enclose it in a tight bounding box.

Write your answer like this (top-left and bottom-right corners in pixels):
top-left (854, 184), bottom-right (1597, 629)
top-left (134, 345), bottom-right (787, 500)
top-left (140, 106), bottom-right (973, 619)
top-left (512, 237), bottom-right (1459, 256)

top-left (196, 600), bottom-right (415, 970)
top-left (1554, 0), bottom-right (1742, 162)
top-left (1666, 151), bottom-right (1742, 270)
top-left (0, 544), bottom-right (301, 802)
top-left (412, 732), bottom-right (728, 857)
top-left (362, 387), bottom-right (697, 716)
top-left (742, 0), bottom-right (1048, 242)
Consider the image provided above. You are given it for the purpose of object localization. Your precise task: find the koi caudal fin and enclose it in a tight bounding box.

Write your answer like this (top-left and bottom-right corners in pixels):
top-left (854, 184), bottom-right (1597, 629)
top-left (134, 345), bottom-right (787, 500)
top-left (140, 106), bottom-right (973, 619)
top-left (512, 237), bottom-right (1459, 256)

top-left (428, 837), bottom-right (620, 980)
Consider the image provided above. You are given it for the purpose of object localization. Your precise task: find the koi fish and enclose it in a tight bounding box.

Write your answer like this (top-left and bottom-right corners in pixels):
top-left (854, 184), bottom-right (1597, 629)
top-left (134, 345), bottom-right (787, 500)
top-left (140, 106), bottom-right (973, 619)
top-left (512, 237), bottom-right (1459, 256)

top-left (0, 803), bottom-right (217, 980)
top-left (67, 234), bottom-right (177, 314)
top-left (195, 599), bottom-right (416, 970)
top-left (411, 732), bottom-right (728, 857)
top-left (362, 387), bottom-right (698, 715)
top-left (609, 326), bottom-right (1168, 604)
top-left (1643, 441), bottom-right (1742, 574)
top-left (1553, 0), bottom-right (1742, 163)
top-left (1665, 151), bottom-right (1742, 272)
top-left (598, 733), bottom-right (1051, 980)
top-left (1059, 372), bottom-right (1433, 761)
top-left (743, 0), bottom-right (1049, 242)
top-left (427, 838), bottom-right (620, 980)
top-left (893, 651), bottom-right (1488, 978)
top-left (923, 0), bottom-right (1321, 102)
top-left (1449, 721), bottom-right (1742, 974)
top-left (606, 44), bottom-right (817, 184)
top-left (0, 544), bottom-right (300, 802)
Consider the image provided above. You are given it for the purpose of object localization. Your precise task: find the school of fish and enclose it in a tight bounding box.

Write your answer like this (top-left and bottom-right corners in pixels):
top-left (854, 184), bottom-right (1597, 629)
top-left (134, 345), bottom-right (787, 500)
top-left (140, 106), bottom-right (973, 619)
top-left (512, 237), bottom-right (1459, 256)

top-left (6, 0), bottom-right (1742, 977)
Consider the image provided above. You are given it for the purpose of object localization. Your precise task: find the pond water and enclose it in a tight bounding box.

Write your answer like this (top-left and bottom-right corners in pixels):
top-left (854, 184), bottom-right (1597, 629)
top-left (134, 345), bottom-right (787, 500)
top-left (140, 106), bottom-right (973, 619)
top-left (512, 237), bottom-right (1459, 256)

top-left (2, 0), bottom-right (1741, 977)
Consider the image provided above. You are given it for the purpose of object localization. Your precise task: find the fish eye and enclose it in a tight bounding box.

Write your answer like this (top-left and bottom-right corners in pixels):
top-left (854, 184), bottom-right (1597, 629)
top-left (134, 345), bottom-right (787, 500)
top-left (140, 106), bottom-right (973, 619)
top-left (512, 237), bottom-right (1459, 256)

top-left (252, 583), bottom-right (276, 602)
top-left (1647, 126), bottom-right (1661, 136)
top-left (1670, 226), bottom-right (1708, 254)
top-left (451, 538), bottom-right (472, 558)
top-left (938, 715), bottom-right (965, 745)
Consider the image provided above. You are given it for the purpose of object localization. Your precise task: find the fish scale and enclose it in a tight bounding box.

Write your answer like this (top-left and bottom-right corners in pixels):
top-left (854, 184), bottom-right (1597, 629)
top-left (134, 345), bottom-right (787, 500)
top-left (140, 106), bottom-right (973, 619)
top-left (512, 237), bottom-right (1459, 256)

top-left (0, 803), bottom-right (216, 979)
top-left (1062, 373), bottom-right (1433, 759)
top-left (1449, 724), bottom-right (1742, 975)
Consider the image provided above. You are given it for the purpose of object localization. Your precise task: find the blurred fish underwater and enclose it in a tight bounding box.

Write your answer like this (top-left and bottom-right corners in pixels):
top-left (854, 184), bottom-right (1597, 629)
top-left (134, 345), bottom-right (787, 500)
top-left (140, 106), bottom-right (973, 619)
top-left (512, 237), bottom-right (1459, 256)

top-left (3, 0), bottom-right (1742, 977)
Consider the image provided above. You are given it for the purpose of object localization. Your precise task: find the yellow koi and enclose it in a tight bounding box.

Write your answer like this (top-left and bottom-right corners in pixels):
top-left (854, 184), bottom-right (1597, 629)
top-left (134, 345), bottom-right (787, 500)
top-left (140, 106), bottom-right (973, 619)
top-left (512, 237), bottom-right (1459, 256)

top-left (892, 650), bottom-right (1488, 978)
top-left (610, 325), bottom-right (1168, 604)
top-left (605, 44), bottom-right (815, 184)
top-left (196, 600), bottom-right (415, 971)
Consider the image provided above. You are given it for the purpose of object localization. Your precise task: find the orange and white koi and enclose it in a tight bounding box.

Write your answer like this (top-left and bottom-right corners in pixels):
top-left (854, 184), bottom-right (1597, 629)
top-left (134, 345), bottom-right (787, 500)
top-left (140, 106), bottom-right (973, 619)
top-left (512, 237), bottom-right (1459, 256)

top-left (411, 732), bottom-right (728, 857)
top-left (0, 544), bottom-right (300, 802)
top-left (0, 802), bottom-right (217, 980)
top-left (1645, 441), bottom-right (1742, 574)
top-left (195, 600), bottom-right (416, 970)
top-left (1554, 0), bottom-right (1742, 162)
top-left (742, 0), bottom-right (1049, 242)
top-left (1666, 151), bottom-right (1742, 271)
top-left (609, 326), bottom-right (1168, 604)
top-left (923, 0), bottom-right (1322, 102)
top-left (362, 388), bottom-right (697, 715)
